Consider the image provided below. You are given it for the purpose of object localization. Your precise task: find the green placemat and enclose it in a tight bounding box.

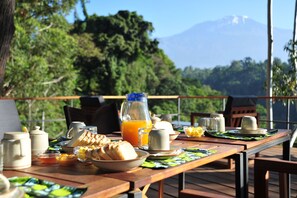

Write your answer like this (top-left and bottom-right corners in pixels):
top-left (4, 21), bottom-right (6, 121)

top-left (9, 177), bottom-right (87, 198)
top-left (141, 148), bottom-right (217, 169)
top-left (205, 129), bottom-right (278, 141)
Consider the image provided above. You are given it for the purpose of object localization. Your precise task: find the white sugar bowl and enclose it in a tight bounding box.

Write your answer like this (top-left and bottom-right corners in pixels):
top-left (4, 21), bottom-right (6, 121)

top-left (30, 126), bottom-right (49, 160)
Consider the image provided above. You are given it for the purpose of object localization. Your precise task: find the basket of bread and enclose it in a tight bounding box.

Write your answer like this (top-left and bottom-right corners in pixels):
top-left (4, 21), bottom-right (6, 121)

top-left (68, 130), bottom-right (149, 171)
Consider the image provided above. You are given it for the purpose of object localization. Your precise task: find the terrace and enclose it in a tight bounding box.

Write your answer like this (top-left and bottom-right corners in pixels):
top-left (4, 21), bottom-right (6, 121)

top-left (2, 95), bottom-right (297, 197)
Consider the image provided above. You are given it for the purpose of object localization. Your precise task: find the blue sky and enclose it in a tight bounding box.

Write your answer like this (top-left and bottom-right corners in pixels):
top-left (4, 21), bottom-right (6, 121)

top-left (69, 0), bottom-right (295, 37)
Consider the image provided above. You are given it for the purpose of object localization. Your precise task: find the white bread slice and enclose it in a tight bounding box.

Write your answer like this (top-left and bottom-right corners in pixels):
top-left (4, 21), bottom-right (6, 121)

top-left (98, 146), bottom-right (112, 160)
top-left (105, 142), bottom-right (118, 159)
top-left (91, 149), bottom-right (101, 160)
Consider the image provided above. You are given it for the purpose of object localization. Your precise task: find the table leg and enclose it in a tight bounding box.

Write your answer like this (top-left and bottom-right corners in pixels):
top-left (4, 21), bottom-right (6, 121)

top-left (158, 180), bottom-right (164, 198)
top-left (242, 151), bottom-right (249, 198)
top-left (234, 153), bottom-right (246, 198)
top-left (280, 140), bottom-right (291, 197)
top-left (178, 172), bottom-right (185, 191)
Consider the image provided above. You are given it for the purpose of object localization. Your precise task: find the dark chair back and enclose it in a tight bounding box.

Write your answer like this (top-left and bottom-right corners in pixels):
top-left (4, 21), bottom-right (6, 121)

top-left (79, 96), bottom-right (105, 113)
top-left (0, 100), bottom-right (22, 139)
top-left (91, 103), bottom-right (121, 134)
top-left (223, 95), bottom-right (258, 127)
top-left (63, 106), bottom-right (88, 129)
top-left (63, 102), bottom-right (120, 134)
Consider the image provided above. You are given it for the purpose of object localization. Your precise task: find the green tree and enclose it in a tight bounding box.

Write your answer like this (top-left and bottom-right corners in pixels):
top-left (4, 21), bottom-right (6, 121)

top-left (5, 0), bottom-right (78, 136)
top-left (273, 42), bottom-right (297, 96)
top-left (71, 10), bottom-right (159, 95)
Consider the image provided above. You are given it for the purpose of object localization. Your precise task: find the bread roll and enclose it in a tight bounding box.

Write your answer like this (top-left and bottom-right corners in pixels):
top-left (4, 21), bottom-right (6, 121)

top-left (113, 141), bottom-right (138, 160)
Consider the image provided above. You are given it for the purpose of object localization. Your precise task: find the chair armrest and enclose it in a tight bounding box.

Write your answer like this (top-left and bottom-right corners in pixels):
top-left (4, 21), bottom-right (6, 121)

top-left (255, 157), bottom-right (297, 174)
top-left (254, 157), bottom-right (297, 198)
top-left (190, 112), bottom-right (211, 126)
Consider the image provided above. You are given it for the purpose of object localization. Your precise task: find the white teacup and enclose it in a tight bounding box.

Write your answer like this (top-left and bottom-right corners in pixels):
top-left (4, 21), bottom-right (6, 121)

top-left (66, 121), bottom-right (86, 139)
top-left (241, 116), bottom-right (257, 132)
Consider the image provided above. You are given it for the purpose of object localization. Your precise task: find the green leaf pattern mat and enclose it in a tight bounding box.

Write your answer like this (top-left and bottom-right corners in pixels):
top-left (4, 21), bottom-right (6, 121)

top-left (141, 148), bottom-right (217, 169)
top-left (205, 129), bottom-right (278, 141)
top-left (8, 177), bottom-right (87, 198)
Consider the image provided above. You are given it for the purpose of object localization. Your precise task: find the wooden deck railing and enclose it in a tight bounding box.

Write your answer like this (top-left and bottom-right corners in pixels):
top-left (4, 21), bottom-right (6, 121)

top-left (2, 95), bottom-right (297, 131)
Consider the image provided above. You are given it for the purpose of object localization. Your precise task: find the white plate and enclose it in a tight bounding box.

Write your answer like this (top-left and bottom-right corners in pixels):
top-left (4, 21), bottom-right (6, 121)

top-left (227, 128), bottom-right (267, 137)
top-left (140, 147), bottom-right (183, 160)
top-left (91, 150), bottom-right (149, 172)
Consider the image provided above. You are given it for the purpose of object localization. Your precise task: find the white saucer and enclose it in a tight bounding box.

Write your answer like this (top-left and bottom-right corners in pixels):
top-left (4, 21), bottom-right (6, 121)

top-left (239, 128), bottom-right (267, 135)
top-left (226, 128), bottom-right (267, 137)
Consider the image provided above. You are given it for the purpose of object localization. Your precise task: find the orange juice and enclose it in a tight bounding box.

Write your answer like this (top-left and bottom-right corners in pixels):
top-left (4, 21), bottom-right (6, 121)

top-left (121, 120), bottom-right (152, 146)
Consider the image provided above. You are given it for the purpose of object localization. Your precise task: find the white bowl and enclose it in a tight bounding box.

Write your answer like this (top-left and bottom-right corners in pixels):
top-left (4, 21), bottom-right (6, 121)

top-left (169, 131), bottom-right (180, 142)
top-left (91, 150), bottom-right (149, 172)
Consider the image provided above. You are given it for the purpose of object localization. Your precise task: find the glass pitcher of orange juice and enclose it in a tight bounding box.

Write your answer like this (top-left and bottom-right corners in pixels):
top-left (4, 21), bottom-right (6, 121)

top-left (121, 93), bottom-right (152, 146)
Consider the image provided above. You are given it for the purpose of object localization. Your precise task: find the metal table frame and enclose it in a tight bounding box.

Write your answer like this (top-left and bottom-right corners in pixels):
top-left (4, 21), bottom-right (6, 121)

top-left (234, 135), bottom-right (291, 198)
top-left (178, 134), bottom-right (291, 198)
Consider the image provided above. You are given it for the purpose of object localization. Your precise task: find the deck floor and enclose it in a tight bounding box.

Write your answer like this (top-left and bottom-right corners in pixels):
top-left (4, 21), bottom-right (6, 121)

top-left (146, 145), bottom-right (297, 197)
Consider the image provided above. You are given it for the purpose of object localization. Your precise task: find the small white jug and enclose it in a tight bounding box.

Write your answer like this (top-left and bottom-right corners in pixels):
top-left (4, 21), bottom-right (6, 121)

top-left (66, 121), bottom-right (86, 139)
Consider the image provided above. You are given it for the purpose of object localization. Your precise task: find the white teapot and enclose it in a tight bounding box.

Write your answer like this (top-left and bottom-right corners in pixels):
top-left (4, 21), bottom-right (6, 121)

top-left (30, 126), bottom-right (49, 160)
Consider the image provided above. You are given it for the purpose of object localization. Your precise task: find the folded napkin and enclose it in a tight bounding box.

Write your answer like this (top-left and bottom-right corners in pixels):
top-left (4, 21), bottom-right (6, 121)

top-left (8, 177), bottom-right (87, 198)
top-left (141, 148), bottom-right (217, 169)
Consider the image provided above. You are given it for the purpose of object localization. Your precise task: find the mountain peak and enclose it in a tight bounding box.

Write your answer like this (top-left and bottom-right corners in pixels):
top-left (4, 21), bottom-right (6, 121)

top-left (220, 15), bottom-right (250, 25)
top-left (158, 16), bottom-right (291, 68)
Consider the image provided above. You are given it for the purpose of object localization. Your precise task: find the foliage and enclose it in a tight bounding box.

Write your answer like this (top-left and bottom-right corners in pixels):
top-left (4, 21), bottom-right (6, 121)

top-left (4, 0), bottom-right (79, 135)
top-left (273, 41), bottom-right (297, 96)
top-left (71, 11), bottom-right (159, 95)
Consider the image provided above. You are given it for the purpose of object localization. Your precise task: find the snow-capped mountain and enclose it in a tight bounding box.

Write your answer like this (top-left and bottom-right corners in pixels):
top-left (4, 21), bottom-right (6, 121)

top-left (158, 16), bottom-right (292, 68)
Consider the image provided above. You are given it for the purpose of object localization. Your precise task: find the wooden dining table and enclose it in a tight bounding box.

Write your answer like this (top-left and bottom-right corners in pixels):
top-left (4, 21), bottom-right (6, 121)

top-left (2, 140), bottom-right (243, 198)
top-left (177, 128), bottom-right (292, 198)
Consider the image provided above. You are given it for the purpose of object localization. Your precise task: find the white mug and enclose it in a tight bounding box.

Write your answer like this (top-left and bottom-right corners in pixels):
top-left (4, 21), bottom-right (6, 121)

top-left (66, 121), bottom-right (86, 139)
top-left (148, 129), bottom-right (170, 150)
top-left (241, 116), bottom-right (257, 131)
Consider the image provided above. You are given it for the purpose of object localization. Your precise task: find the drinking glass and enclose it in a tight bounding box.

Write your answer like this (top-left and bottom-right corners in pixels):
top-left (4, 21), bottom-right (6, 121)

top-left (199, 117), bottom-right (211, 130)
top-left (138, 127), bottom-right (151, 149)
top-left (209, 117), bottom-right (219, 131)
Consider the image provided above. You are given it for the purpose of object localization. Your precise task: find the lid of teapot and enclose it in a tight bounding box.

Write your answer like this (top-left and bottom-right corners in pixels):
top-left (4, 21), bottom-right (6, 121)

top-left (30, 126), bottom-right (47, 135)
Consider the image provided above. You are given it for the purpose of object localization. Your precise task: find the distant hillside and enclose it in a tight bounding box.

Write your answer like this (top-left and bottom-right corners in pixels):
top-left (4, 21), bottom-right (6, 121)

top-left (158, 16), bottom-right (292, 68)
